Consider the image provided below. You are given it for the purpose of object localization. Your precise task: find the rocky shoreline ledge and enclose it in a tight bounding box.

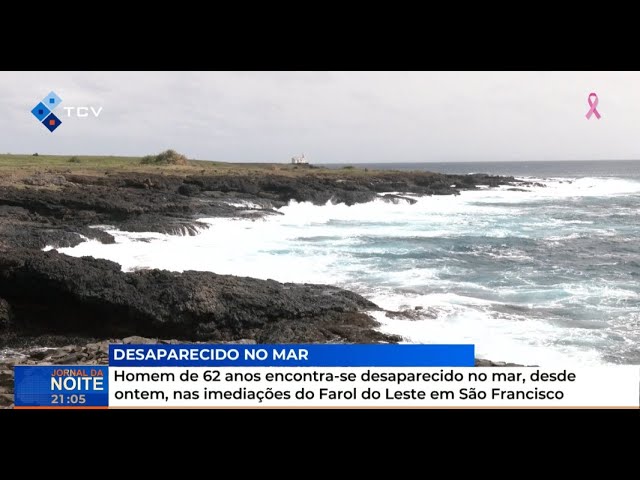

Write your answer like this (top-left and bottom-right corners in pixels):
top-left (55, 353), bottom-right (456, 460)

top-left (0, 165), bottom-right (532, 406)
top-left (0, 168), bottom-right (530, 251)
top-left (0, 249), bottom-right (397, 344)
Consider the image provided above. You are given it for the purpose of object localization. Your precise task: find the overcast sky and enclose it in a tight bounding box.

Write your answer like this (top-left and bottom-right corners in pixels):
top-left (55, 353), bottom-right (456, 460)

top-left (1, 71), bottom-right (638, 163)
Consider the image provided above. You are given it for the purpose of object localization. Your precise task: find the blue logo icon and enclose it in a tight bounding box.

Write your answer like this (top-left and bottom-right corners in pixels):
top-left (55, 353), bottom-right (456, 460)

top-left (31, 91), bottom-right (62, 132)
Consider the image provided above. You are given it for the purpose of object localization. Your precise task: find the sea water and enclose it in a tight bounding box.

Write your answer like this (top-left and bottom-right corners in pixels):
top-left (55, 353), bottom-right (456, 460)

top-left (55, 160), bottom-right (640, 367)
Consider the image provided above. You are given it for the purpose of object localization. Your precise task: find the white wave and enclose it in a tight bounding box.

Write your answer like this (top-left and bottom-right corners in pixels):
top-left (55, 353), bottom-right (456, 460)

top-left (559, 283), bottom-right (640, 302)
top-left (493, 176), bottom-right (640, 200)
top-left (370, 308), bottom-right (606, 367)
top-left (53, 176), bottom-right (640, 366)
top-left (225, 200), bottom-right (265, 209)
top-left (545, 233), bottom-right (585, 241)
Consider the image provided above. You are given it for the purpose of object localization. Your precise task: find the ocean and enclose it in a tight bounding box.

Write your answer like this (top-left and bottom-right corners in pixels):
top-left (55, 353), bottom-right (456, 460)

top-left (56, 160), bottom-right (640, 366)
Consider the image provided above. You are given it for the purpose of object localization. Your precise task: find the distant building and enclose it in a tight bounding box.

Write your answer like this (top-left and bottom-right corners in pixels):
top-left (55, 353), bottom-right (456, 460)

top-left (291, 154), bottom-right (309, 164)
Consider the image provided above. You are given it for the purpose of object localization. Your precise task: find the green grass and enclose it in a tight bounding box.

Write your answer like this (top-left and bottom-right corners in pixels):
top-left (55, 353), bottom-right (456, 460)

top-left (0, 153), bottom-right (426, 179)
top-left (0, 154), bottom-right (140, 169)
top-left (0, 153), bottom-right (261, 174)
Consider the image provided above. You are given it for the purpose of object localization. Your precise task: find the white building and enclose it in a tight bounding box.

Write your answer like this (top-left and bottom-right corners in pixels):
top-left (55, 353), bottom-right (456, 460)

top-left (291, 154), bottom-right (309, 164)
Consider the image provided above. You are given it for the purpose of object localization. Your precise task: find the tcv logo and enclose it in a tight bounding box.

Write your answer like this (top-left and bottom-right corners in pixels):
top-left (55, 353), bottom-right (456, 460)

top-left (31, 91), bottom-right (63, 132)
top-left (31, 91), bottom-right (103, 133)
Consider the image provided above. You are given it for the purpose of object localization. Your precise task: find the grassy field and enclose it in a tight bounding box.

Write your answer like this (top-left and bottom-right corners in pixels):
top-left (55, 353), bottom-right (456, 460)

top-left (0, 153), bottom-right (267, 172)
top-left (0, 153), bottom-right (401, 178)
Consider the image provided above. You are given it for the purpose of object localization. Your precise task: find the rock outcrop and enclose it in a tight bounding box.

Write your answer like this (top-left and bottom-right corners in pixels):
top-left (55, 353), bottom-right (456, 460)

top-left (0, 170), bottom-right (526, 250)
top-left (0, 250), bottom-right (397, 345)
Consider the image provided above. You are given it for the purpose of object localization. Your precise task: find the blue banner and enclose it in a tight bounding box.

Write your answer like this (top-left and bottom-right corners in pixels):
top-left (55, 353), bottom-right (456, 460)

top-left (14, 366), bottom-right (109, 408)
top-left (109, 344), bottom-right (474, 367)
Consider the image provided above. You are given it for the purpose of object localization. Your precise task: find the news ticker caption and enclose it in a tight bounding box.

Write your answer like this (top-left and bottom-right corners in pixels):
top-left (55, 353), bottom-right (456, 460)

top-left (13, 344), bottom-right (640, 408)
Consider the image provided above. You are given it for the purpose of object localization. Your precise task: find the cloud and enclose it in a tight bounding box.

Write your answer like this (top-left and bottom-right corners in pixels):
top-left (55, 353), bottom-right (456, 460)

top-left (1, 71), bottom-right (638, 162)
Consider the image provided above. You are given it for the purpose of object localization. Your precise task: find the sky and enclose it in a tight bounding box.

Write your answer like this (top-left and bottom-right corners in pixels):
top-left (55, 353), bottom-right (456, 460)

top-left (1, 71), bottom-right (639, 163)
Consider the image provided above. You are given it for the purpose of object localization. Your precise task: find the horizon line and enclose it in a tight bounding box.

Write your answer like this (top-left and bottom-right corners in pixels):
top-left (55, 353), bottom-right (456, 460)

top-left (2, 153), bottom-right (640, 164)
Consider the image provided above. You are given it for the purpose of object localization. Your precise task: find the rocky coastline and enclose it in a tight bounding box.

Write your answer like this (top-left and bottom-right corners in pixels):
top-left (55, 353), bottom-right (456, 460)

top-left (0, 166), bottom-right (531, 407)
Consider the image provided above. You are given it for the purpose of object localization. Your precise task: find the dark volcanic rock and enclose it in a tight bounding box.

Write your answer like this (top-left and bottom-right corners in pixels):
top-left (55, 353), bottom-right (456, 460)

top-left (475, 359), bottom-right (530, 367)
top-left (116, 216), bottom-right (208, 235)
top-left (385, 308), bottom-right (438, 320)
top-left (0, 250), bottom-right (397, 344)
top-left (380, 194), bottom-right (418, 205)
top-left (177, 183), bottom-right (201, 196)
top-left (0, 170), bottom-right (523, 250)
top-left (0, 298), bottom-right (11, 331)
top-left (0, 370), bottom-right (12, 389)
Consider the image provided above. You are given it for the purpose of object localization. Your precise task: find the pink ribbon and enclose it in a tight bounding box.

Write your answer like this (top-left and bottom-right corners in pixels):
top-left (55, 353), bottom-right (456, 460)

top-left (585, 92), bottom-right (601, 120)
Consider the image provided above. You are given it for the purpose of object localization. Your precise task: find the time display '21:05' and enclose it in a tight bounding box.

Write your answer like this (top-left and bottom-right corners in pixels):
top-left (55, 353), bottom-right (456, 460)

top-left (51, 394), bottom-right (86, 405)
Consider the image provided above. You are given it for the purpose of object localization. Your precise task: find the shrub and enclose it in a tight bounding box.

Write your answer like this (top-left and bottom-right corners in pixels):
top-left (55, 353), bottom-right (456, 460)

top-left (68, 156), bottom-right (81, 163)
top-left (342, 165), bottom-right (355, 170)
top-left (140, 149), bottom-right (189, 165)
